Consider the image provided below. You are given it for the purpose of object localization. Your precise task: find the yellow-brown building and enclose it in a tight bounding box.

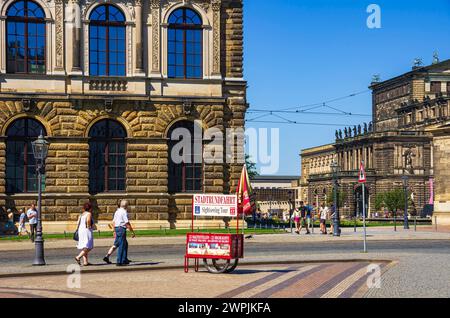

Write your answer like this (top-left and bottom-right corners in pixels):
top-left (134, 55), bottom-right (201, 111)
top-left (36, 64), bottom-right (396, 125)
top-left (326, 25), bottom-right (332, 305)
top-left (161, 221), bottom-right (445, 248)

top-left (0, 0), bottom-right (247, 230)
top-left (301, 59), bottom-right (450, 222)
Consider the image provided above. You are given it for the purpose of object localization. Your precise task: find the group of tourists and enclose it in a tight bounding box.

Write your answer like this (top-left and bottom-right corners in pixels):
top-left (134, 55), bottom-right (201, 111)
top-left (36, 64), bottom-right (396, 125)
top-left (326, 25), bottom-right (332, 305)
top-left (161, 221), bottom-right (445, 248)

top-left (74, 200), bottom-right (136, 267)
top-left (292, 201), bottom-right (335, 235)
top-left (1, 204), bottom-right (39, 240)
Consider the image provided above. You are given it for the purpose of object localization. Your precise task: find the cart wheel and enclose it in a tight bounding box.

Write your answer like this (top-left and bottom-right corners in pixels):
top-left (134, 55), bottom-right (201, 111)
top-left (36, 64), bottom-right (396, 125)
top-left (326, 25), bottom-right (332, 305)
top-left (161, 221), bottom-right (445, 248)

top-left (224, 259), bottom-right (239, 273)
top-left (203, 259), bottom-right (230, 274)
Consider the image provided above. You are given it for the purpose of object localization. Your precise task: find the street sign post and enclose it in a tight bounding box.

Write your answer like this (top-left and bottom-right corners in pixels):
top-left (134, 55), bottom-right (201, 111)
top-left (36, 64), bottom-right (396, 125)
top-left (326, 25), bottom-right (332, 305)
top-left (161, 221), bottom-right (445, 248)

top-left (359, 161), bottom-right (368, 253)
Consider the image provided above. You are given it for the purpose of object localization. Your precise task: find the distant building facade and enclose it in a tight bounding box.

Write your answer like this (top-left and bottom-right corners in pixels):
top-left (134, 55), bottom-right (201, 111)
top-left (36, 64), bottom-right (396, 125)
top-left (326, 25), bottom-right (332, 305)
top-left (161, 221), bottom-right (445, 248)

top-left (301, 59), bottom-right (450, 222)
top-left (251, 175), bottom-right (301, 216)
top-left (0, 0), bottom-right (247, 229)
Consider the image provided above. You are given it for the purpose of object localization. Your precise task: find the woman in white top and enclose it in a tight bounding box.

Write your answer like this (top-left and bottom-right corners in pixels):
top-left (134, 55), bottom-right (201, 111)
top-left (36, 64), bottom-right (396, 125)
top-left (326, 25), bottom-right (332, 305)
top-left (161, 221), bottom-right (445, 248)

top-left (75, 202), bottom-right (95, 266)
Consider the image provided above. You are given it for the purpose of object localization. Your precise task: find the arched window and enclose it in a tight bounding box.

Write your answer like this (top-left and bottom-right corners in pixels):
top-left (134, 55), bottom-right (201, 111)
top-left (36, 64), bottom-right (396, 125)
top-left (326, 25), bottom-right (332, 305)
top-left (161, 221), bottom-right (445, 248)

top-left (6, 118), bottom-right (46, 193)
top-left (168, 120), bottom-right (203, 193)
top-left (89, 4), bottom-right (126, 76)
top-left (6, 0), bottom-right (46, 74)
top-left (88, 119), bottom-right (126, 194)
top-left (168, 8), bottom-right (203, 79)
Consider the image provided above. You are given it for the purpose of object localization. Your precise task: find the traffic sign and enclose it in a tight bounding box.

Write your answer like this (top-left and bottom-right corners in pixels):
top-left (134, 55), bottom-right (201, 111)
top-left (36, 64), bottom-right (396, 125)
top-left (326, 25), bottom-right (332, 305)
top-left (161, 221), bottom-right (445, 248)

top-left (359, 162), bottom-right (367, 183)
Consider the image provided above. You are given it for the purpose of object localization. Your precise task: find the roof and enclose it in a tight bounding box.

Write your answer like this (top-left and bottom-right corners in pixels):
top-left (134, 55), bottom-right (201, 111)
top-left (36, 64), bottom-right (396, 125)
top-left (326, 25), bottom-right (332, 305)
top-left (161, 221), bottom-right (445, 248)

top-left (370, 58), bottom-right (450, 90)
top-left (252, 175), bottom-right (300, 182)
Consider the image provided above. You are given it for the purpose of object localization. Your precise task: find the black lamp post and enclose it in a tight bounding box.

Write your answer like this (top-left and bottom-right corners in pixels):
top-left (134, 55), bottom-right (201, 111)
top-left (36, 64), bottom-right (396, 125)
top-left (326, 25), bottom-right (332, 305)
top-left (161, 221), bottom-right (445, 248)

top-left (31, 133), bottom-right (49, 266)
top-left (331, 160), bottom-right (341, 237)
top-left (402, 175), bottom-right (410, 230)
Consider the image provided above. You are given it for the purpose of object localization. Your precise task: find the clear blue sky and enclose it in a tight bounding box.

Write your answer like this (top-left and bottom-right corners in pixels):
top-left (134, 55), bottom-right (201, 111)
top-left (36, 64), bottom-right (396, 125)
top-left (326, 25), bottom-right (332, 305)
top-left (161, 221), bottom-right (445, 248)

top-left (244, 0), bottom-right (450, 176)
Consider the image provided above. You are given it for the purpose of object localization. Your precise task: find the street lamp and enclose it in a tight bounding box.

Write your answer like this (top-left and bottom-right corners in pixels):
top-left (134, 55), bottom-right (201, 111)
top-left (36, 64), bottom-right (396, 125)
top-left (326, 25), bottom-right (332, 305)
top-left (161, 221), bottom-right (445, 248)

top-left (402, 175), bottom-right (410, 230)
top-left (330, 160), bottom-right (341, 237)
top-left (31, 133), bottom-right (49, 266)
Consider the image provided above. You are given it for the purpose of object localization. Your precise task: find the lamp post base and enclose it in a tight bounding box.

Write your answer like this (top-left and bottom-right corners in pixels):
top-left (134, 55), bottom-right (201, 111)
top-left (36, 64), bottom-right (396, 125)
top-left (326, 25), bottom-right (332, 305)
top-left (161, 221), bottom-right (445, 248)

top-left (32, 237), bottom-right (46, 266)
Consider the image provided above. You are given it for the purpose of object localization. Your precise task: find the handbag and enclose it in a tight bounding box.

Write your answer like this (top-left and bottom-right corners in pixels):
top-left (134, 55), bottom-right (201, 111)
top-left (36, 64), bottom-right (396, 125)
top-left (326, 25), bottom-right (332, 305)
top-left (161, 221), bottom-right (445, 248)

top-left (73, 217), bottom-right (81, 241)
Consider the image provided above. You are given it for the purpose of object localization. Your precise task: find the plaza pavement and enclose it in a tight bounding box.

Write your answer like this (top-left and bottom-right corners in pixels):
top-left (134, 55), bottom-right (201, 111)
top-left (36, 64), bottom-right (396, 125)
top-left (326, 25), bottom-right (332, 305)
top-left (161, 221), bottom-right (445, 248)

top-left (1, 227), bottom-right (450, 298)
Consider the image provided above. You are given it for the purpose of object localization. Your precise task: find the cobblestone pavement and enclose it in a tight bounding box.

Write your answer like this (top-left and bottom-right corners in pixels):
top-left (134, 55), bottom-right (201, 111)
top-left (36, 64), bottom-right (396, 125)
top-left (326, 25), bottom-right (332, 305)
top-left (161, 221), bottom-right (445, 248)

top-left (0, 261), bottom-right (387, 298)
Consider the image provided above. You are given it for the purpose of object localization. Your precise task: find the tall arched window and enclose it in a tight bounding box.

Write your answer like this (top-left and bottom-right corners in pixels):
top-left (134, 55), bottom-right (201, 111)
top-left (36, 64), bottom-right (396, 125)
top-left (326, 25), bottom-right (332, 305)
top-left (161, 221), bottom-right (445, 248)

top-left (89, 4), bottom-right (126, 76)
top-left (168, 8), bottom-right (203, 79)
top-left (6, 0), bottom-right (46, 74)
top-left (168, 120), bottom-right (203, 193)
top-left (6, 118), bottom-right (46, 193)
top-left (88, 119), bottom-right (127, 194)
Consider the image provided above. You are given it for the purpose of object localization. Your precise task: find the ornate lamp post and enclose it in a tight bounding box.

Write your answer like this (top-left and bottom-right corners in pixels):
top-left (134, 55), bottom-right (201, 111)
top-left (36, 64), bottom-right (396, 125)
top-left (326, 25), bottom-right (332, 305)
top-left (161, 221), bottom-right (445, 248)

top-left (402, 175), bottom-right (410, 230)
top-left (31, 133), bottom-right (50, 266)
top-left (330, 160), bottom-right (341, 237)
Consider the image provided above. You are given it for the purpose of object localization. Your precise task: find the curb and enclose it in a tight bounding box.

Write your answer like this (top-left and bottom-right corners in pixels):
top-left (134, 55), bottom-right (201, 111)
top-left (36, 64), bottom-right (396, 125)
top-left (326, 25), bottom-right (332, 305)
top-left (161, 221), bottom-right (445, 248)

top-left (0, 258), bottom-right (393, 279)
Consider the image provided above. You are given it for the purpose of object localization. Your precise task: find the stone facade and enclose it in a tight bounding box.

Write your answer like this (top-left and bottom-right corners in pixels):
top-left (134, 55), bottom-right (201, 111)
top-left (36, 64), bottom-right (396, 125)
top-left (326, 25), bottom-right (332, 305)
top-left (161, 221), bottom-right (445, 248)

top-left (0, 0), bottom-right (247, 230)
top-left (301, 59), bottom-right (450, 219)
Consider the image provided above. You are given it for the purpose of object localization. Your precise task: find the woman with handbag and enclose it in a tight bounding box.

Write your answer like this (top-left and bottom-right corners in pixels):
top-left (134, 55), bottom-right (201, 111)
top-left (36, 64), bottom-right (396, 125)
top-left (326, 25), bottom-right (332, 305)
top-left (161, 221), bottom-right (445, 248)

top-left (74, 202), bottom-right (95, 266)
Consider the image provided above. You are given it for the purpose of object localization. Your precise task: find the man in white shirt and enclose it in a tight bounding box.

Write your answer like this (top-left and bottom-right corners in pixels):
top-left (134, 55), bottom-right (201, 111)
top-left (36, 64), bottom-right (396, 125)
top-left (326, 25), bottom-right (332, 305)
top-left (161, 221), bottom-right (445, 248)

top-left (26, 203), bottom-right (38, 242)
top-left (104, 200), bottom-right (136, 266)
top-left (319, 204), bottom-right (329, 235)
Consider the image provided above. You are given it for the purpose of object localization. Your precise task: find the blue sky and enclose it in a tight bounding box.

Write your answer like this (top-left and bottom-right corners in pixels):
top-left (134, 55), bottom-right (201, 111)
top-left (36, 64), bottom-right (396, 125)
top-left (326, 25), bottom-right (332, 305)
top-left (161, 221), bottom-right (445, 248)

top-left (244, 0), bottom-right (450, 176)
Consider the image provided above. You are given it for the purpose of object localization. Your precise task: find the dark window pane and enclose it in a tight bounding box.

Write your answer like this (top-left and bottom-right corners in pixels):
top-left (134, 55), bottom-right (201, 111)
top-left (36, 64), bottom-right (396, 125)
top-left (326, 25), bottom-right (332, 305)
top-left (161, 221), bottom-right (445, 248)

top-left (89, 120), bottom-right (126, 194)
top-left (6, 119), bottom-right (46, 194)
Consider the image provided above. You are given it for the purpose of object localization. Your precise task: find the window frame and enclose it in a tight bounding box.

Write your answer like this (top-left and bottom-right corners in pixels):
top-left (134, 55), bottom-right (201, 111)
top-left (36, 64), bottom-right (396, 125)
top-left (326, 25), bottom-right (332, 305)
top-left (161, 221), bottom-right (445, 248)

top-left (88, 4), bottom-right (126, 77)
top-left (5, 118), bottom-right (46, 194)
top-left (88, 119), bottom-right (127, 194)
top-left (6, 0), bottom-right (46, 74)
top-left (167, 120), bottom-right (204, 194)
top-left (167, 8), bottom-right (203, 79)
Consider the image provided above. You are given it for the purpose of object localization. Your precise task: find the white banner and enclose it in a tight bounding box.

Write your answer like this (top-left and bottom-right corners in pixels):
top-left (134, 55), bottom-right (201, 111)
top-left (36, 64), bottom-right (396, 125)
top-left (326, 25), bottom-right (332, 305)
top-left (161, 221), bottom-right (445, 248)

top-left (193, 194), bottom-right (238, 218)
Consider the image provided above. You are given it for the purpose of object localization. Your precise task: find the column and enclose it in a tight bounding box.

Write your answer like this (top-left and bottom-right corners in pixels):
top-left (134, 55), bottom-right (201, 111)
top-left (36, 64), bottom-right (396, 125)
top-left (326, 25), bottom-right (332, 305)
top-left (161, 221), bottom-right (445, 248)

top-left (135, 0), bottom-right (144, 73)
top-left (70, 0), bottom-right (81, 72)
top-left (150, 0), bottom-right (160, 75)
top-left (54, 0), bottom-right (65, 72)
top-left (211, 0), bottom-right (222, 77)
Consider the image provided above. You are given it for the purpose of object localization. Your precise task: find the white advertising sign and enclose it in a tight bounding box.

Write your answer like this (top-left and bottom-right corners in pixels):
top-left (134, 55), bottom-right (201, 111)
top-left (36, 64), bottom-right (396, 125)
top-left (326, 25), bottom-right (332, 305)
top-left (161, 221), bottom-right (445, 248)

top-left (193, 194), bottom-right (238, 218)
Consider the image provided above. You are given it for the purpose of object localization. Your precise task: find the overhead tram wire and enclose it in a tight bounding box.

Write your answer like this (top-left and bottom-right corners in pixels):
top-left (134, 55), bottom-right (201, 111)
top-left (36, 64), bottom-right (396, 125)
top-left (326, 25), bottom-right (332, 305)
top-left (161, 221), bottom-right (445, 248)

top-left (245, 120), bottom-right (352, 127)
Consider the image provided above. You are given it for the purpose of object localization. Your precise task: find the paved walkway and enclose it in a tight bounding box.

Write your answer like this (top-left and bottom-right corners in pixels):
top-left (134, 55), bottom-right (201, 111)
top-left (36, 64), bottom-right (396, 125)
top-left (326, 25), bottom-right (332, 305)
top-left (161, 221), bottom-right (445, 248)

top-left (0, 261), bottom-right (390, 298)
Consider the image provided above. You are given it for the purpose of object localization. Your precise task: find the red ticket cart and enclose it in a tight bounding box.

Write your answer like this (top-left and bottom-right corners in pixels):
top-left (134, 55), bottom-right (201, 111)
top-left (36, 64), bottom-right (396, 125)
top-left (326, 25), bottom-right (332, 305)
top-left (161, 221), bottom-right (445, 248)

top-left (184, 194), bottom-right (244, 274)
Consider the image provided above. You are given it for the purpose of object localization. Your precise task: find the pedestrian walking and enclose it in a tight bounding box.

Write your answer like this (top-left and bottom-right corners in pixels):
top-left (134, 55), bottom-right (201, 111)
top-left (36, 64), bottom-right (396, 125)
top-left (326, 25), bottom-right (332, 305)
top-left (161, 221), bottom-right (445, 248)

top-left (319, 204), bottom-right (329, 234)
top-left (293, 208), bottom-right (301, 234)
top-left (5, 209), bottom-right (15, 235)
top-left (103, 201), bottom-right (133, 265)
top-left (26, 203), bottom-right (38, 242)
top-left (329, 204), bottom-right (335, 235)
top-left (111, 200), bottom-right (136, 266)
top-left (298, 201), bottom-right (311, 235)
top-left (74, 202), bottom-right (95, 266)
top-left (18, 209), bottom-right (29, 237)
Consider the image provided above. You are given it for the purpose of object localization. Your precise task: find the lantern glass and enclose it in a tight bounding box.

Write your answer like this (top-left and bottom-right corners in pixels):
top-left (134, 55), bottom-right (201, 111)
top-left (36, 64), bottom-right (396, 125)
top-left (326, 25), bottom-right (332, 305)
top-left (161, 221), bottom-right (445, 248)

top-left (32, 135), bottom-right (49, 162)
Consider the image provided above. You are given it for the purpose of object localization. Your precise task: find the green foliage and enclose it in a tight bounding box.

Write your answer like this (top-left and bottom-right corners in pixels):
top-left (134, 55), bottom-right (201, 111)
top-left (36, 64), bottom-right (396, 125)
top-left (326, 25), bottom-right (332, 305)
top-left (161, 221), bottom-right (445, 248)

top-left (246, 154), bottom-right (259, 179)
top-left (326, 188), bottom-right (346, 208)
top-left (375, 189), bottom-right (406, 213)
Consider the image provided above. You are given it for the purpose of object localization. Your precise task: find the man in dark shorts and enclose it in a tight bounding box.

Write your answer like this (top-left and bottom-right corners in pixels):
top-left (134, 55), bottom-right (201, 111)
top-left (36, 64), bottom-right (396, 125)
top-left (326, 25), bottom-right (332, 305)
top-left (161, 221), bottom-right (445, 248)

top-left (298, 201), bottom-right (311, 235)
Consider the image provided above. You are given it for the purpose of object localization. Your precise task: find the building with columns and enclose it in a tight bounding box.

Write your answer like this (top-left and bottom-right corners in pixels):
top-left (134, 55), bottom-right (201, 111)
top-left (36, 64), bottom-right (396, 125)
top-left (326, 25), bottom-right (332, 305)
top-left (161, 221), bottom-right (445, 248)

top-left (301, 59), bottom-right (450, 222)
top-left (0, 0), bottom-right (247, 231)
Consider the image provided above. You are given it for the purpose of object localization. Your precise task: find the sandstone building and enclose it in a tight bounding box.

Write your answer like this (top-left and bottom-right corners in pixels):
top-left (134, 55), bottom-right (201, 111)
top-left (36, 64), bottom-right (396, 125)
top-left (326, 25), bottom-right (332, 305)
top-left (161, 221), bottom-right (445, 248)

top-left (301, 59), bottom-right (450, 223)
top-left (0, 0), bottom-right (247, 230)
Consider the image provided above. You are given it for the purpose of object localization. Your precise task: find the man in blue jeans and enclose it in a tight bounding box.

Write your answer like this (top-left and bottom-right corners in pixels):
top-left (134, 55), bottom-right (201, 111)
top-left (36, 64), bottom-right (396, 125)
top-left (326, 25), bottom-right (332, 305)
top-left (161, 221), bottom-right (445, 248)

top-left (109, 200), bottom-right (136, 266)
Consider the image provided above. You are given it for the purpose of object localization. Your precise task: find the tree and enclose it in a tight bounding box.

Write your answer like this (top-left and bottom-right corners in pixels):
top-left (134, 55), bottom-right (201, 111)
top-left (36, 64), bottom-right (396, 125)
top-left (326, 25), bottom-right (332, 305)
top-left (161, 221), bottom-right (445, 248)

top-left (246, 155), bottom-right (259, 179)
top-left (326, 188), bottom-right (346, 208)
top-left (375, 189), bottom-right (406, 216)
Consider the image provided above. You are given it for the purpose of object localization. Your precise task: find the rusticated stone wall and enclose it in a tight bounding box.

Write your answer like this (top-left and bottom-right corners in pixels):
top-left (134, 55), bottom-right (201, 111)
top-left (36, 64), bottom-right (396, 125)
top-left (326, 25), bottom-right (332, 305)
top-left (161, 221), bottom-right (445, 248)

top-left (0, 98), bottom-right (247, 226)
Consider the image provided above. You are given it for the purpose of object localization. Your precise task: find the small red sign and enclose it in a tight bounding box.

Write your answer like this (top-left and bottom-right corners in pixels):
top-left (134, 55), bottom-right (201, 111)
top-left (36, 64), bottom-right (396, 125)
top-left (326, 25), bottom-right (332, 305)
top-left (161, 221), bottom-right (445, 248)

top-left (186, 233), bottom-right (244, 260)
top-left (359, 162), bottom-right (367, 183)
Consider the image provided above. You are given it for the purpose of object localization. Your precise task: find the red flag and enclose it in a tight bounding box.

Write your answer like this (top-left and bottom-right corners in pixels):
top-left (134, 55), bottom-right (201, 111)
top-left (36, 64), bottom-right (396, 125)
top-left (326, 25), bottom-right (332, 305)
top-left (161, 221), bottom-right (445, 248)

top-left (236, 165), bottom-right (256, 215)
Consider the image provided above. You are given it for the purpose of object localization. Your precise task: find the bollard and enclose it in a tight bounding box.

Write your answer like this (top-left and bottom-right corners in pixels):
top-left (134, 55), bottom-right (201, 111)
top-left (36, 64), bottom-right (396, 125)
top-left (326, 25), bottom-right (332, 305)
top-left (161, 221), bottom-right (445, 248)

top-left (64, 231), bottom-right (66, 239)
top-left (414, 216), bottom-right (417, 232)
top-left (435, 216), bottom-right (438, 232)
